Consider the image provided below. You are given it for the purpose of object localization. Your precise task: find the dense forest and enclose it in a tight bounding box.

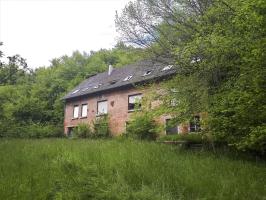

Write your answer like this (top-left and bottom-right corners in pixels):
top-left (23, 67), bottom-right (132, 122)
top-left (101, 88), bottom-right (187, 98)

top-left (0, 0), bottom-right (265, 154)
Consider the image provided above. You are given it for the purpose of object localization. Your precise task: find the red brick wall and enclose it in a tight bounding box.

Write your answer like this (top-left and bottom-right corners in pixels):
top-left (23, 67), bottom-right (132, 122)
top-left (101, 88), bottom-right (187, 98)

top-left (64, 85), bottom-right (195, 136)
top-left (64, 87), bottom-right (145, 136)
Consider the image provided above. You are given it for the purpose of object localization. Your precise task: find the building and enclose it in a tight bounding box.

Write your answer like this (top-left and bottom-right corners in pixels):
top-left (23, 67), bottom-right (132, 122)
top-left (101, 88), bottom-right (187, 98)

top-left (62, 60), bottom-right (200, 136)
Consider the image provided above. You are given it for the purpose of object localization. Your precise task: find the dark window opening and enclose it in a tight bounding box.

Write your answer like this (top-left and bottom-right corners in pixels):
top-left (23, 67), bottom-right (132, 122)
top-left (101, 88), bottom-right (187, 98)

top-left (110, 80), bottom-right (117, 85)
top-left (67, 127), bottom-right (74, 137)
top-left (142, 70), bottom-right (152, 76)
top-left (165, 119), bottom-right (178, 135)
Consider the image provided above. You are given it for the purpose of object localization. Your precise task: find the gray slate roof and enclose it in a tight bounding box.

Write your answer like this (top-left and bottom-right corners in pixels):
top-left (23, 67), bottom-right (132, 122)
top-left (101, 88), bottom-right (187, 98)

top-left (63, 59), bottom-right (176, 100)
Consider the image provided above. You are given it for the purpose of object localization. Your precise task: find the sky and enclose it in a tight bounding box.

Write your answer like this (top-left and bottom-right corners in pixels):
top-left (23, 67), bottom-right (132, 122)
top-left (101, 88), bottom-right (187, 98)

top-left (0, 0), bottom-right (130, 69)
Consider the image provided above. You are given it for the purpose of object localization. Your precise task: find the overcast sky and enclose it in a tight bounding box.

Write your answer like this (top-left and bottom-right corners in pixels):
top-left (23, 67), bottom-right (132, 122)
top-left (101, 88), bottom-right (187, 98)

top-left (0, 0), bottom-right (130, 69)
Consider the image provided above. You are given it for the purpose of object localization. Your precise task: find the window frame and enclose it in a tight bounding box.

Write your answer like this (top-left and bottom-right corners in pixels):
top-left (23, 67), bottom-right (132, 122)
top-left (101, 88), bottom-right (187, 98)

top-left (97, 100), bottom-right (108, 115)
top-left (81, 104), bottom-right (88, 118)
top-left (73, 105), bottom-right (79, 119)
top-left (189, 115), bottom-right (201, 133)
top-left (142, 70), bottom-right (152, 76)
top-left (165, 118), bottom-right (179, 135)
top-left (128, 93), bottom-right (142, 111)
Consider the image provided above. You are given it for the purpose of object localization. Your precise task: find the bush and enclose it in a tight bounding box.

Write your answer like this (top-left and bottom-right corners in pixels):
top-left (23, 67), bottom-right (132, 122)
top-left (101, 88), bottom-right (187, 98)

top-left (236, 125), bottom-right (266, 154)
top-left (25, 123), bottom-right (63, 138)
top-left (0, 122), bottom-right (64, 138)
top-left (72, 116), bottom-right (110, 139)
top-left (73, 123), bottom-right (93, 138)
top-left (93, 115), bottom-right (110, 138)
top-left (158, 133), bottom-right (205, 143)
top-left (126, 112), bottom-right (159, 140)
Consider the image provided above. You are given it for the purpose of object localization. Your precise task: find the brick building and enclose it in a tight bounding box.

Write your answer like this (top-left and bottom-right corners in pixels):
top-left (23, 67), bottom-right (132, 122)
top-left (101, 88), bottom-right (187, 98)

top-left (62, 60), bottom-right (200, 136)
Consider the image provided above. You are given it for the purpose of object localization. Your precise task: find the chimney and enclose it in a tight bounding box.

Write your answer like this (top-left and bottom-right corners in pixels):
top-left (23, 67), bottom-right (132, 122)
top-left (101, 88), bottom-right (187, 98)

top-left (108, 65), bottom-right (113, 75)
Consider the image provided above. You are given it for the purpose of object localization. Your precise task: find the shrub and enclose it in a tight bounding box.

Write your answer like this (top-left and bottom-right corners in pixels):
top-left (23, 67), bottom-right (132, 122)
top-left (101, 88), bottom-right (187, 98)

top-left (158, 133), bottom-right (205, 143)
top-left (93, 115), bottom-right (110, 138)
top-left (73, 123), bottom-right (93, 138)
top-left (23, 123), bottom-right (63, 138)
top-left (126, 112), bottom-right (159, 140)
top-left (236, 125), bottom-right (266, 154)
top-left (0, 122), bottom-right (64, 138)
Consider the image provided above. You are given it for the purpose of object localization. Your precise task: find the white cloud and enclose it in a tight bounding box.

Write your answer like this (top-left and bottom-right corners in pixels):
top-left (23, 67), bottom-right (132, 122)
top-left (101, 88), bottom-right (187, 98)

top-left (0, 0), bottom-right (130, 68)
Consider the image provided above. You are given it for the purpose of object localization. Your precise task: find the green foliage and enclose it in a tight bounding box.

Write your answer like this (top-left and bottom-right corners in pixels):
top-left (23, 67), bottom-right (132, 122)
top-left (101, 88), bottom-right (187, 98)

top-left (237, 126), bottom-right (266, 154)
top-left (0, 139), bottom-right (265, 199)
top-left (117, 0), bottom-right (266, 153)
top-left (158, 134), bottom-right (205, 144)
top-left (72, 117), bottom-right (110, 139)
top-left (0, 44), bottom-right (144, 138)
top-left (0, 123), bottom-right (63, 138)
top-left (73, 123), bottom-right (93, 138)
top-left (93, 115), bottom-right (110, 138)
top-left (126, 112), bottom-right (159, 140)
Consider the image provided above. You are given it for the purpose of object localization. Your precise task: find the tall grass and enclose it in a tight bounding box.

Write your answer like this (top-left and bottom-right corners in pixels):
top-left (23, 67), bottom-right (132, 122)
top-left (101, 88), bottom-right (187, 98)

top-left (0, 139), bottom-right (265, 200)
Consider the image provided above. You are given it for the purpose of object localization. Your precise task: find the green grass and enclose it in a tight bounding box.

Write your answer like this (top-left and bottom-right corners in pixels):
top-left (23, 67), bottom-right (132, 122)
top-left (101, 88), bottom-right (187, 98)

top-left (0, 139), bottom-right (265, 200)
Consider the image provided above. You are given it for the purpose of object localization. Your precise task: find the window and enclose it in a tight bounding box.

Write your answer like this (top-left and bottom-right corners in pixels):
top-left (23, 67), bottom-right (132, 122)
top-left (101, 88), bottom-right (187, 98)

top-left (93, 84), bottom-right (102, 89)
top-left (161, 65), bottom-right (173, 71)
top-left (109, 80), bottom-right (117, 85)
top-left (82, 87), bottom-right (89, 92)
top-left (189, 115), bottom-right (200, 132)
top-left (142, 70), bottom-right (152, 76)
top-left (72, 89), bottom-right (80, 94)
top-left (97, 100), bottom-right (108, 115)
top-left (73, 105), bottom-right (79, 118)
top-left (165, 119), bottom-right (178, 135)
top-left (67, 127), bottom-right (74, 137)
top-left (128, 94), bottom-right (142, 111)
top-left (123, 75), bottom-right (133, 81)
top-left (81, 104), bottom-right (88, 117)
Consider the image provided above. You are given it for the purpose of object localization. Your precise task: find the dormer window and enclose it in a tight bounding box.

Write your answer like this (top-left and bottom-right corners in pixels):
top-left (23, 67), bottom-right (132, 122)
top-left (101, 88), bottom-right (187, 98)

top-left (93, 84), bottom-right (102, 89)
top-left (123, 75), bottom-right (133, 81)
top-left (161, 65), bottom-right (173, 71)
top-left (142, 70), bottom-right (152, 76)
top-left (72, 89), bottom-right (80, 94)
top-left (110, 80), bottom-right (117, 85)
top-left (82, 87), bottom-right (89, 92)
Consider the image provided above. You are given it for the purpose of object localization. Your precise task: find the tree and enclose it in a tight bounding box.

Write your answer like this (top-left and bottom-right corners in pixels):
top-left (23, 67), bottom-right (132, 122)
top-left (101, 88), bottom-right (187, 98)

top-left (0, 43), bottom-right (32, 85)
top-left (0, 45), bottom-right (144, 138)
top-left (116, 0), bottom-right (266, 153)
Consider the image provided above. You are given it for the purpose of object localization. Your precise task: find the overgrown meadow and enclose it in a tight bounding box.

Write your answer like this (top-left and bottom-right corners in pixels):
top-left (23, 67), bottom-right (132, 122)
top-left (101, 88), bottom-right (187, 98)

top-left (0, 139), bottom-right (265, 200)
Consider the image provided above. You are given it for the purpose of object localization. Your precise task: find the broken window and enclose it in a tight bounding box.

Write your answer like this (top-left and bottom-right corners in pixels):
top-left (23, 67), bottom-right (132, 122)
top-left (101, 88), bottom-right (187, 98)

top-left (73, 105), bottom-right (79, 118)
top-left (189, 115), bottom-right (201, 132)
top-left (110, 80), bottom-right (117, 85)
top-left (165, 119), bottom-right (178, 135)
top-left (128, 94), bottom-right (142, 111)
top-left (97, 100), bottom-right (108, 115)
